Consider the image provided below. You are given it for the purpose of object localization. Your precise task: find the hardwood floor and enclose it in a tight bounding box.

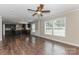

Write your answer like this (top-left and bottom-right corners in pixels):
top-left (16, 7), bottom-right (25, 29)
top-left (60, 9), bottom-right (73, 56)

top-left (0, 34), bottom-right (79, 55)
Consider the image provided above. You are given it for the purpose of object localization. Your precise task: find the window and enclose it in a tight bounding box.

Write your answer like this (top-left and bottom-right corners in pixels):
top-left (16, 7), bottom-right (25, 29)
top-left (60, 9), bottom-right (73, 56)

top-left (44, 20), bottom-right (53, 35)
top-left (32, 23), bottom-right (35, 32)
top-left (53, 17), bottom-right (66, 37)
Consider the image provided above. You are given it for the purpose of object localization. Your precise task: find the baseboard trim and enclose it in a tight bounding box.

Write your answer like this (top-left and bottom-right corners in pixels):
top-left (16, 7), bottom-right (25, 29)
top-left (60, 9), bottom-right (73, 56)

top-left (32, 35), bottom-right (79, 48)
top-left (52, 39), bottom-right (79, 47)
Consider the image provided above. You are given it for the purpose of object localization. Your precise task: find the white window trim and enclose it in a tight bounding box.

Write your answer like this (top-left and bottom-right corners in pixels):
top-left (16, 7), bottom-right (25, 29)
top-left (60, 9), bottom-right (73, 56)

top-left (53, 17), bottom-right (66, 37)
top-left (44, 20), bottom-right (53, 35)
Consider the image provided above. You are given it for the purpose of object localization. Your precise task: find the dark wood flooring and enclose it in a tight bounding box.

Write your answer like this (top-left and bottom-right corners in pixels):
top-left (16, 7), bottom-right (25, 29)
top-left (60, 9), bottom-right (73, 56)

top-left (0, 34), bottom-right (79, 55)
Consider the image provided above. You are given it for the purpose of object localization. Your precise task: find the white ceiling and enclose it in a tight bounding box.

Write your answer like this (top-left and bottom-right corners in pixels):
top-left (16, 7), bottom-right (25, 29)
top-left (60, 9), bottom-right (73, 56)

top-left (0, 4), bottom-right (79, 24)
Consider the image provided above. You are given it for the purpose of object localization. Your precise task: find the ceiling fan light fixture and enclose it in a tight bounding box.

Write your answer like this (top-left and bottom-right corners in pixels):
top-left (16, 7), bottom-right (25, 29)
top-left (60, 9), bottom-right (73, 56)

top-left (27, 4), bottom-right (50, 16)
top-left (37, 11), bottom-right (41, 14)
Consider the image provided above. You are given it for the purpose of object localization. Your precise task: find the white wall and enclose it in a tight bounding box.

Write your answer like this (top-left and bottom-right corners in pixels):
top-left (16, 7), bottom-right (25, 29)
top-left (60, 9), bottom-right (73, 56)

top-left (3, 24), bottom-right (5, 36)
top-left (31, 18), bottom-right (53, 39)
top-left (31, 10), bottom-right (79, 47)
top-left (0, 16), bottom-right (2, 41)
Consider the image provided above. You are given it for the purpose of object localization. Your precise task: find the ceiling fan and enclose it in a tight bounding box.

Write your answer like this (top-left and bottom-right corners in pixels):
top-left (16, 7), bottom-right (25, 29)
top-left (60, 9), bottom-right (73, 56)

top-left (27, 4), bottom-right (50, 16)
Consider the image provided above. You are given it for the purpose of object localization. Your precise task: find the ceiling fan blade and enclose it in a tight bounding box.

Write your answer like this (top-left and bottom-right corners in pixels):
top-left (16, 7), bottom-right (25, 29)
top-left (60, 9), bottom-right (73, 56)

top-left (27, 9), bottom-right (35, 11)
top-left (32, 13), bottom-right (37, 16)
top-left (42, 10), bottom-right (50, 13)
top-left (36, 4), bottom-right (44, 12)
top-left (40, 4), bottom-right (44, 9)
